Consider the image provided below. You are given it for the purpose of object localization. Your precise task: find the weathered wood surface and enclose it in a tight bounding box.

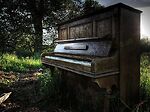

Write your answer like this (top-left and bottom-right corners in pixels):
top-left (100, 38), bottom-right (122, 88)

top-left (42, 3), bottom-right (142, 111)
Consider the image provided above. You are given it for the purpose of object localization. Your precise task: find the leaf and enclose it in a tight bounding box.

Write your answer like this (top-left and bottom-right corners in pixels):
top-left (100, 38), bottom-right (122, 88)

top-left (0, 92), bottom-right (12, 105)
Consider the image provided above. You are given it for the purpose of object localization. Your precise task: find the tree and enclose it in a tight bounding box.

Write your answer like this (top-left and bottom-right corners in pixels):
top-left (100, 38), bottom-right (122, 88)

top-left (22, 0), bottom-right (84, 53)
top-left (0, 0), bottom-right (32, 53)
top-left (83, 0), bottom-right (104, 14)
top-left (0, 0), bottom-right (83, 53)
top-left (0, 0), bottom-right (103, 54)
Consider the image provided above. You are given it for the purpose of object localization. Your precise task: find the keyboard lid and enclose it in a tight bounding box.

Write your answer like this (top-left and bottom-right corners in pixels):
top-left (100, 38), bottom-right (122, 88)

top-left (54, 41), bottom-right (112, 57)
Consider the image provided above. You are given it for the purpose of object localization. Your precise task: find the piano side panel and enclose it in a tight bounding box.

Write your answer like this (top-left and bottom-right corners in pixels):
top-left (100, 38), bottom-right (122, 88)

top-left (119, 8), bottom-right (141, 106)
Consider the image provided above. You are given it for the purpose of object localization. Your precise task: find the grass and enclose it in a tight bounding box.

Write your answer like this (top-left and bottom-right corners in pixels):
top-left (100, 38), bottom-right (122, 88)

top-left (0, 53), bottom-right (42, 72)
top-left (0, 53), bottom-right (150, 111)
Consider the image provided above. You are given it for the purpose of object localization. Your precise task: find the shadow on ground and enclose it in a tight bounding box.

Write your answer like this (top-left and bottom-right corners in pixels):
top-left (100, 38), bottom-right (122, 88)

top-left (0, 71), bottom-right (69, 112)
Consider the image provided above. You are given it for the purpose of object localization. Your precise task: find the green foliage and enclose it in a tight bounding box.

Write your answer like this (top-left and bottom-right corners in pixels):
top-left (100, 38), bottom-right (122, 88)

top-left (0, 0), bottom-right (104, 53)
top-left (83, 0), bottom-right (104, 14)
top-left (0, 53), bottom-right (42, 72)
top-left (42, 45), bottom-right (55, 54)
top-left (38, 69), bottom-right (62, 106)
top-left (140, 54), bottom-right (150, 97)
top-left (0, 0), bottom-right (32, 53)
top-left (131, 54), bottom-right (150, 112)
top-left (140, 38), bottom-right (150, 53)
top-left (16, 34), bottom-right (35, 54)
top-left (0, 0), bottom-right (83, 53)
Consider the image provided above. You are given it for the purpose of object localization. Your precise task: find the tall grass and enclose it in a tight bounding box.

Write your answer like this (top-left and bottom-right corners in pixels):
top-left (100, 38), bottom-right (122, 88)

top-left (0, 53), bottom-right (42, 72)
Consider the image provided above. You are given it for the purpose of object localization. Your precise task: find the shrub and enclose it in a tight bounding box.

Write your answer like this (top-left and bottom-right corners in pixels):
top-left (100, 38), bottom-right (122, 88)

top-left (133, 54), bottom-right (150, 112)
top-left (140, 54), bottom-right (150, 97)
top-left (38, 68), bottom-right (63, 108)
top-left (140, 38), bottom-right (150, 53)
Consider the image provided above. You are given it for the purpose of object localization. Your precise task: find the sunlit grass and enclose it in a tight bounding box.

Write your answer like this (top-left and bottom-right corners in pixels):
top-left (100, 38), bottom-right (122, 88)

top-left (0, 53), bottom-right (42, 72)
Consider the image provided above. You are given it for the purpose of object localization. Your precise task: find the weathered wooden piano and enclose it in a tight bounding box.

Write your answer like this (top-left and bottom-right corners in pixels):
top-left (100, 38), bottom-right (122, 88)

top-left (41, 3), bottom-right (142, 111)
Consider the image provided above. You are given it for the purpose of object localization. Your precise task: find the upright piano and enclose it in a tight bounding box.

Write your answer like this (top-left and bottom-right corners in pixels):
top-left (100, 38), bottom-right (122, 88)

top-left (41, 3), bottom-right (141, 108)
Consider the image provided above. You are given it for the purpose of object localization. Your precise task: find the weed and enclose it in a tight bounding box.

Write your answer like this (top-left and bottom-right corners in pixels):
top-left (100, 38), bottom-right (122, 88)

top-left (38, 68), bottom-right (62, 105)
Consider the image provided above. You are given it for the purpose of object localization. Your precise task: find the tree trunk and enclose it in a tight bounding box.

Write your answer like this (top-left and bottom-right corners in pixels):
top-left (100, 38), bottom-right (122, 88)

top-left (32, 15), bottom-right (43, 53)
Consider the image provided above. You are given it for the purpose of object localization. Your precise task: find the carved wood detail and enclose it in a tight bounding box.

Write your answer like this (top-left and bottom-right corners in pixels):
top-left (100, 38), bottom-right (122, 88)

top-left (60, 28), bottom-right (67, 40)
top-left (96, 18), bottom-right (112, 38)
top-left (69, 23), bottom-right (92, 39)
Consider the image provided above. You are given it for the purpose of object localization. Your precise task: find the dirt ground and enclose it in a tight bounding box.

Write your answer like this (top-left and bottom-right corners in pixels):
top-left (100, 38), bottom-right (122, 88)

top-left (0, 71), bottom-right (69, 112)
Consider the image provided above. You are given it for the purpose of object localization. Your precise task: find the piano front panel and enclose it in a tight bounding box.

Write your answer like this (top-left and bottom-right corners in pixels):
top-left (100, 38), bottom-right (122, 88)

top-left (59, 28), bottom-right (67, 40)
top-left (58, 11), bottom-right (114, 40)
top-left (69, 22), bottom-right (93, 39)
top-left (96, 18), bottom-right (112, 38)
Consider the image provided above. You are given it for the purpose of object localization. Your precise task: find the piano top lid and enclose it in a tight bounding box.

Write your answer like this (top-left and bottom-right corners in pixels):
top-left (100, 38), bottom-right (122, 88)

top-left (57, 3), bottom-right (142, 26)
